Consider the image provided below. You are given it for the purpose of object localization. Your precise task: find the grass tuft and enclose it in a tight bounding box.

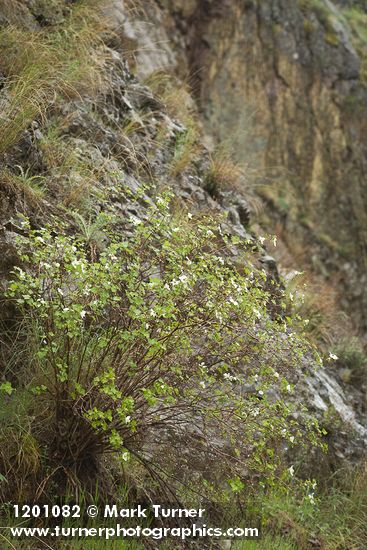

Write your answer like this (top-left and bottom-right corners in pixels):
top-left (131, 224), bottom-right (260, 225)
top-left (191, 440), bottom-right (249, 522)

top-left (1, 167), bottom-right (46, 209)
top-left (204, 149), bottom-right (247, 197)
top-left (0, 2), bottom-right (110, 155)
top-left (170, 122), bottom-right (200, 176)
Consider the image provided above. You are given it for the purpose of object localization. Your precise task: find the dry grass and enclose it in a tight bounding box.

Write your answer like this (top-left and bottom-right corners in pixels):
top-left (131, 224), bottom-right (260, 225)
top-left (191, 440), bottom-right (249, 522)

top-left (1, 167), bottom-right (47, 210)
top-left (0, 386), bottom-right (42, 503)
top-left (169, 121), bottom-right (200, 176)
top-left (0, 428), bottom-right (40, 502)
top-left (273, 220), bottom-right (354, 348)
top-left (0, 2), bottom-right (111, 155)
top-left (143, 71), bottom-right (202, 176)
top-left (203, 147), bottom-right (264, 217)
top-left (145, 70), bottom-right (195, 122)
top-left (284, 269), bottom-right (351, 347)
top-left (115, 113), bottom-right (159, 178)
top-left (0, 0), bottom-right (35, 27)
top-left (39, 128), bottom-right (96, 207)
top-left (204, 149), bottom-right (246, 196)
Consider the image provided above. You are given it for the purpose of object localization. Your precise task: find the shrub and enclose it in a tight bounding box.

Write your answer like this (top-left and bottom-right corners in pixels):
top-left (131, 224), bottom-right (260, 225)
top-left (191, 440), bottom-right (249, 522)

top-left (2, 192), bottom-right (322, 501)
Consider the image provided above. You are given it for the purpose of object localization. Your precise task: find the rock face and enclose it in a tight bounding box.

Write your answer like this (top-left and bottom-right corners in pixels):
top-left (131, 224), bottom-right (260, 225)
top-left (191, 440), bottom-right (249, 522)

top-left (184, 0), bottom-right (367, 329)
top-left (120, 0), bottom-right (367, 330)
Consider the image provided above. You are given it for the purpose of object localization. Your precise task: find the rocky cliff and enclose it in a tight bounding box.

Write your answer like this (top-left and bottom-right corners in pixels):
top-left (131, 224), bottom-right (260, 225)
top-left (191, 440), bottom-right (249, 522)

top-left (118, 0), bottom-right (367, 332)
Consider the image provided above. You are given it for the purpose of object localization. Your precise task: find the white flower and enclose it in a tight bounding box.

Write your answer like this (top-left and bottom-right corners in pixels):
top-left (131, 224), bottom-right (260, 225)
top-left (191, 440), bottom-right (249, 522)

top-left (224, 373), bottom-right (237, 382)
top-left (83, 285), bottom-right (92, 296)
top-left (252, 409), bottom-right (259, 417)
top-left (253, 374), bottom-right (259, 382)
top-left (121, 452), bottom-right (130, 462)
top-left (273, 371), bottom-right (280, 379)
top-left (230, 280), bottom-right (241, 291)
top-left (199, 381), bottom-right (206, 389)
top-left (125, 416), bottom-right (131, 424)
top-left (289, 435), bottom-right (295, 444)
top-left (206, 230), bottom-right (214, 237)
top-left (258, 390), bottom-right (264, 396)
top-left (215, 311), bottom-right (223, 322)
top-left (329, 352), bottom-right (339, 361)
top-left (63, 307), bottom-right (69, 313)
top-left (172, 227), bottom-right (180, 233)
top-left (150, 308), bottom-right (157, 318)
top-left (258, 236), bottom-right (265, 245)
top-left (218, 257), bottom-right (224, 265)
top-left (187, 212), bottom-right (193, 219)
top-left (229, 297), bottom-right (239, 307)
top-left (164, 283), bottom-right (170, 290)
top-left (80, 310), bottom-right (87, 319)
top-left (129, 215), bottom-right (142, 226)
top-left (288, 465), bottom-right (294, 477)
top-left (179, 274), bottom-right (188, 283)
top-left (286, 384), bottom-right (292, 393)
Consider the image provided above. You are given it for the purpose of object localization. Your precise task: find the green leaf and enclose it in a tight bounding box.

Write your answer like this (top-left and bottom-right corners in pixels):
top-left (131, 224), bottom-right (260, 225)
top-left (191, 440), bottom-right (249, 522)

top-left (0, 382), bottom-right (14, 396)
